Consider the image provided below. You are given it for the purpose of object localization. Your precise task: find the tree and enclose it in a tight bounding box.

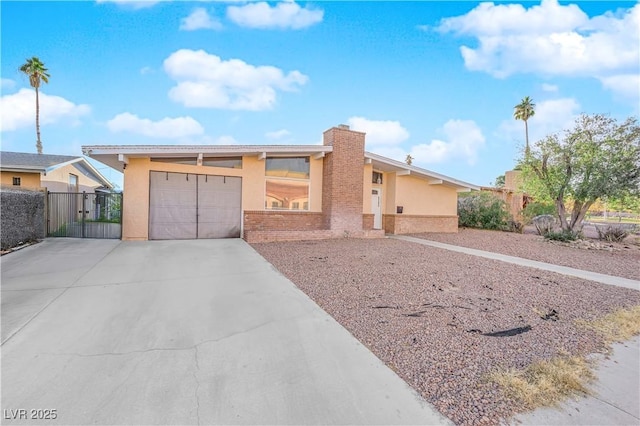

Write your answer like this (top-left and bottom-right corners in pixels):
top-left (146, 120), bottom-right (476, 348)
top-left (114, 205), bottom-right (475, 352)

top-left (19, 57), bottom-right (50, 154)
top-left (521, 114), bottom-right (640, 232)
top-left (493, 174), bottom-right (505, 188)
top-left (514, 96), bottom-right (536, 155)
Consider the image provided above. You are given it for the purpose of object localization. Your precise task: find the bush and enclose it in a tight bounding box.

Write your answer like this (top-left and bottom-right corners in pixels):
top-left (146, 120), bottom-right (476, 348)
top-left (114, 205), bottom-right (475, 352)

top-left (594, 224), bottom-right (638, 242)
top-left (544, 229), bottom-right (582, 242)
top-left (458, 192), bottom-right (511, 231)
top-left (523, 202), bottom-right (556, 224)
top-left (532, 214), bottom-right (557, 236)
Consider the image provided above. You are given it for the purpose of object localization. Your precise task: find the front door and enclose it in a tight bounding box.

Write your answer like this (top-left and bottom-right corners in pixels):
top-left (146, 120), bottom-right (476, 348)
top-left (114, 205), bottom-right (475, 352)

top-left (371, 189), bottom-right (382, 229)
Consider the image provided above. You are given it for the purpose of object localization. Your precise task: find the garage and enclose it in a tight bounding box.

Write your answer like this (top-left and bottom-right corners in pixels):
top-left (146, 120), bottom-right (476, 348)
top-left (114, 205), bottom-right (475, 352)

top-left (149, 171), bottom-right (242, 240)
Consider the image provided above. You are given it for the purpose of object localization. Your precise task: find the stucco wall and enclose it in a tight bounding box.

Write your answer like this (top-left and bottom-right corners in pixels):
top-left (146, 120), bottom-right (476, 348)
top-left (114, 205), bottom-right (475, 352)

top-left (1, 171), bottom-right (42, 190)
top-left (395, 175), bottom-right (457, 216)
top-left (121, 155), bottom-right (324, 240)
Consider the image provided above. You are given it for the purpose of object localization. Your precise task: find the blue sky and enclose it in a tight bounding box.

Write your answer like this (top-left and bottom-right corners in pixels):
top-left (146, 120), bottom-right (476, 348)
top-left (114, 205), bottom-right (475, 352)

top-left (1, 0), bottom-right (638, 189)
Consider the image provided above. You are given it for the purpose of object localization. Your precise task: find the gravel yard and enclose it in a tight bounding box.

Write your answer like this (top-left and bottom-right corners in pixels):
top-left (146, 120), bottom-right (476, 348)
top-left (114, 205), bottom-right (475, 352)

top-left (411, 228), bottom-right (640, 281)
top-left (252, 236), bottom-right (640, 426)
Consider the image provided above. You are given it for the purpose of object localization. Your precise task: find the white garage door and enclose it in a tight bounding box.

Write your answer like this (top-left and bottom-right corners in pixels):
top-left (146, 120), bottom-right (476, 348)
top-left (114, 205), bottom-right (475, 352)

top-left (149, 171), bottom-right (242, 240)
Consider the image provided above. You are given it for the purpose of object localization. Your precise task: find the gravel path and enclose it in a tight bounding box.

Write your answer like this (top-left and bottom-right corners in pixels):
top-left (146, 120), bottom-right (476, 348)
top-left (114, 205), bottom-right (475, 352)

top-left (252, 237), bottom-right (640, 426)
top-left (410, 228), bottom-right (640, 281)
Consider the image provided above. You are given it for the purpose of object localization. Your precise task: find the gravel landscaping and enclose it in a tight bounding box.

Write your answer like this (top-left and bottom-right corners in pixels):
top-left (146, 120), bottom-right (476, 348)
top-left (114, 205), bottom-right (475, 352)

top-left (252, 236), bottom-right (640, 426)
top-left (411, 228), bottom-right (640, 281)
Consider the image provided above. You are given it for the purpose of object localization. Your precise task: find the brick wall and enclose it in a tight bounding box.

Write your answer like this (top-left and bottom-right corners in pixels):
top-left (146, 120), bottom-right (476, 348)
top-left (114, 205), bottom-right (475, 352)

top-left (1, 188), bottom-right (45, 250)
top-left (245, 228), bottom-right (385, 243)
top-left (322, 126), bottom-right (365, 231)
top-left (383, 214), bottom-right (458, 234)
top-left (243, 211), bottom-right (324, 234)
top-left (363, 213), bottom-right (374, 230)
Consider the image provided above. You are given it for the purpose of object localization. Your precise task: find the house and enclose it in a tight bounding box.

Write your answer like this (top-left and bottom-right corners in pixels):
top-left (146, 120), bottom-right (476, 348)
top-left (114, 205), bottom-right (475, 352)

top-left (0, 151), bottom-right (114, 193)
top-left (83, 125), bottom-right (479, 242)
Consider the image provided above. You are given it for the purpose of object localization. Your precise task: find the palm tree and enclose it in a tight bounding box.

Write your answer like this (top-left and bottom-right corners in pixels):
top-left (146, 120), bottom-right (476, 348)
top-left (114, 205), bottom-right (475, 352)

top-left (514, 96), bottom-right (535, 156)
top-left (20, 57), bottom-right (50, 154)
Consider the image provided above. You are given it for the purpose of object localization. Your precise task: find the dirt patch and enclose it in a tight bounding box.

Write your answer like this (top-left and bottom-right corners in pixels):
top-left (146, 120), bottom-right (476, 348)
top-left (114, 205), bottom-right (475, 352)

top-left (252, 237), bottom-right (640, 426)
top-left (411, 228), bottom-right (640, 280)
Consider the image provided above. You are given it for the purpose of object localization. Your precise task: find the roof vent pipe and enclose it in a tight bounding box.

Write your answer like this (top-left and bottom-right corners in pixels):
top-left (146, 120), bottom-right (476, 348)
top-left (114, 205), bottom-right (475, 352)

top-left (337, 124), bottom-right (350, 130)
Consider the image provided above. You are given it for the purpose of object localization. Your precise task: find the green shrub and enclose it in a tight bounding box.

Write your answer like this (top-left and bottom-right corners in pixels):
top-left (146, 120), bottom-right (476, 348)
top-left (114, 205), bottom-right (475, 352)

top-left (523, 202), bottom-right (556, 224)
top-left (544, 229), bottom-right (582, 242)
top-left (458, 192), bottom-right (511, 231)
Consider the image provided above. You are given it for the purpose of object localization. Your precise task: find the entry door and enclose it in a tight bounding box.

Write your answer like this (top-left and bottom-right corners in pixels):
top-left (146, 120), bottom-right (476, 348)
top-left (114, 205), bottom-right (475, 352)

top-left (371, 189), bottom-right (382, 229)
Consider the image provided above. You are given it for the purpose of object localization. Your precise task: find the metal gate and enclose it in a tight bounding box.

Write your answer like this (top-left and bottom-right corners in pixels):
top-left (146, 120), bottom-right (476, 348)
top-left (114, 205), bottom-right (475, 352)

top-left (47, 192), bottom-right (122, 239)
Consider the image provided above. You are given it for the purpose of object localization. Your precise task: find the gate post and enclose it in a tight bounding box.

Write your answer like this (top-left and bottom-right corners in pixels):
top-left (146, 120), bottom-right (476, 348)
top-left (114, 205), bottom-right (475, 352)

top-left (81, 191), bottom-right (86, 238)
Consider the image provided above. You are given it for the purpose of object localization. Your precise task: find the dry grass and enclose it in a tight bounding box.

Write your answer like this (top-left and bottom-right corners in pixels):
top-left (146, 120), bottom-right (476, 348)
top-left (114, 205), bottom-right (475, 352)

top-left (489, 356), bottom-right (595, 409)
top-left (577, 305), bottom-right (640, 344)
top-left (491, 305), bottom-right (640, 410)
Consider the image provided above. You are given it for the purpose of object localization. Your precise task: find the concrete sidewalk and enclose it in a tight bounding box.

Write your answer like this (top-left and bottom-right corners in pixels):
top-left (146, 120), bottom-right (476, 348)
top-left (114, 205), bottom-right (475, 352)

top-left (392, 235), bottom-right (640, 290)
top-left (393, 234), bottom-right (640, 425)
top-left (1, 238), bottom-right (450, 425)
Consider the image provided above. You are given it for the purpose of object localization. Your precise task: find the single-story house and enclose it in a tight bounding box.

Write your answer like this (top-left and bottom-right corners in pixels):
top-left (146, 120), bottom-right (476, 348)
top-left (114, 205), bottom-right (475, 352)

top-left (0, 151), bottom-right (114, 193)
top-left (83, 125), bottom-right (479, 242)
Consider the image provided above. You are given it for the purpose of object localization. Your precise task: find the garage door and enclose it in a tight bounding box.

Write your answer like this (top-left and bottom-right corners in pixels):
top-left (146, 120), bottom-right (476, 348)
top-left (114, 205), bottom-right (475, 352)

top-left (149, 171), bottom-right (242, 240)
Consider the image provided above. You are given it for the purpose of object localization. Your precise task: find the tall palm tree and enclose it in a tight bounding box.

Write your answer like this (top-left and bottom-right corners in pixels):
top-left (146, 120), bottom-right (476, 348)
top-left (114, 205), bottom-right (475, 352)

top-left (19, 57), bottom-right (50, 154)
top-left (514, 96), bottom-right (535, 156)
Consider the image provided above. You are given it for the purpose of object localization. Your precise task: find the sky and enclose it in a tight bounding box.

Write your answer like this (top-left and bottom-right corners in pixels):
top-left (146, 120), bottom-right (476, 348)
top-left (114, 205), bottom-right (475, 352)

top-left (1, 0), bottom-right (638, 190)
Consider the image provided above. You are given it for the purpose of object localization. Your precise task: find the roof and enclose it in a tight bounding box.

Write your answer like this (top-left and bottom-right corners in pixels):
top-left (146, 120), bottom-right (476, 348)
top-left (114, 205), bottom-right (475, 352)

top-left (0, 151), bottom-right (114, 189)
top-left (81, 144), bottom-right (479, 191)
top-left (365, 152), bottom-right (479, 191)
top-left (82, 145), bottom-right (333, 171)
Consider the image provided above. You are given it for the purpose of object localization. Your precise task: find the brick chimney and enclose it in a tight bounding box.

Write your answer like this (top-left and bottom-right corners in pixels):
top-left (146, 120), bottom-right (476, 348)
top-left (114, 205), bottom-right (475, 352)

top-left (322, 125), bottom-right (365, 232)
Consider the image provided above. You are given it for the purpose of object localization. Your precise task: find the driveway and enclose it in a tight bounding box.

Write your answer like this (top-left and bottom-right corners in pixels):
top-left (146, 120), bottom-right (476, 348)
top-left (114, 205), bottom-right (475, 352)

top-left (1, 239), bottom-right (448, 425)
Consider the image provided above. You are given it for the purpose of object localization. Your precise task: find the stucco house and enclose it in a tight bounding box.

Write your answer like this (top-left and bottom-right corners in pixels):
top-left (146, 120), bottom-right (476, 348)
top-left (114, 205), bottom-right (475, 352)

top-left (0, 151), bottom-right (114, 193)
top-left (83, 125), bottom-right (478, 242)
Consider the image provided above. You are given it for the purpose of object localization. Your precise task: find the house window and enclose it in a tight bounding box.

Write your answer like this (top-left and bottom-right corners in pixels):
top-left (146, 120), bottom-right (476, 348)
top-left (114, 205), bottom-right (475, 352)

top-left (372, 171), bottom-right (383, 184)
top-left (150, 157), bottom-right (197, 165)
top-left (202, 157), bottom-right (242, 169)
top-left (265, 157), bottom-right (310, 211)
top-left (12, 177), bottom-right (21, 186)
top-left (69, 174), bottom-right (79, 192)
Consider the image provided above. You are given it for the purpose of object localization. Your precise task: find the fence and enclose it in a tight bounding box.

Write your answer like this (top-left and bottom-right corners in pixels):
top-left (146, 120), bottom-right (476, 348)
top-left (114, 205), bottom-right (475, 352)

top-left (47, 192), bottom-right (122, 239)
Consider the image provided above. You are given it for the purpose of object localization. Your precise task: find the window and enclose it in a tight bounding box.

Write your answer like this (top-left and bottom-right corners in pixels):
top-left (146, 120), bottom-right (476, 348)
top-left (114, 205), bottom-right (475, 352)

top-left (69, 174), bottom-right (78, 192)
top-left (12, 177), bottom-right (21, 186)
top-left (151, 157), bottom-right (197, 165)
top-left (372, 171), bottom-right (383, 184)
top-left (202, 157), bottom-right (242, 169)
top-left (265, 157), bottom-right (310, 211)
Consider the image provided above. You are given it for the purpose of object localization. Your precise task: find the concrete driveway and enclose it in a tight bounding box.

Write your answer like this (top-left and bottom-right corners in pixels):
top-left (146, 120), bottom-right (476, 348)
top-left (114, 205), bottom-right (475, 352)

top-left (1, 238), bottom-right (448, 425)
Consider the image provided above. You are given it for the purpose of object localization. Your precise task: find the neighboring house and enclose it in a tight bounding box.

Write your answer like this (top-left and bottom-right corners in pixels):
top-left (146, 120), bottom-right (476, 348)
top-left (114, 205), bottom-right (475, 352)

top-left (0, 151), bottom-right (114, 193)
top-left (83, 125), bottom-right (479, 242)
top-left (481, 170), bottom-right (530, 221)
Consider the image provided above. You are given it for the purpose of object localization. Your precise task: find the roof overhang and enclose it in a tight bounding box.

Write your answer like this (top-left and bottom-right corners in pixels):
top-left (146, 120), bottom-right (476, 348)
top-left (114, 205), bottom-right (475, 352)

top-left (365, 151), bottom-right (480, 192)
top-left (0, 165), bottom-right (45, 173)
top-left (82, 145), bottom-right (334, 172)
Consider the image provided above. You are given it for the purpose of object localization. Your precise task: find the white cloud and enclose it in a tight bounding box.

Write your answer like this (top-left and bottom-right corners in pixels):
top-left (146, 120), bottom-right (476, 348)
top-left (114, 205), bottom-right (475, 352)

top-left (96, 0), bottom-right (159, 9)
top-left (599, 74), bottom-right (640, 101)
top-left (1, 78), bottom-right (15, 90)
top-left (498, 97), bottom-right (581, 145)
top-left (107, 112), bottom-right (204, 139)
top-left (347, 117), bottom-right (410, 146)
top-left (0, 89), bottom-right (90, 132)
top-left (265, 129), bottom-right (291, 140)
top-left (409, 120), bottom-right (486, 165)
top-left (163, 49), bottom-right (308, 110)
top-left (140, 66), bottom-right (154, 75)
top-left (227, 1), bottom-right (323, 29)
top-left (541, 83), bottom-right (558, 92)
top-left (180, 7), bottom-right (222, 31)
top-left (438, 0), bottom-right (639, 82)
